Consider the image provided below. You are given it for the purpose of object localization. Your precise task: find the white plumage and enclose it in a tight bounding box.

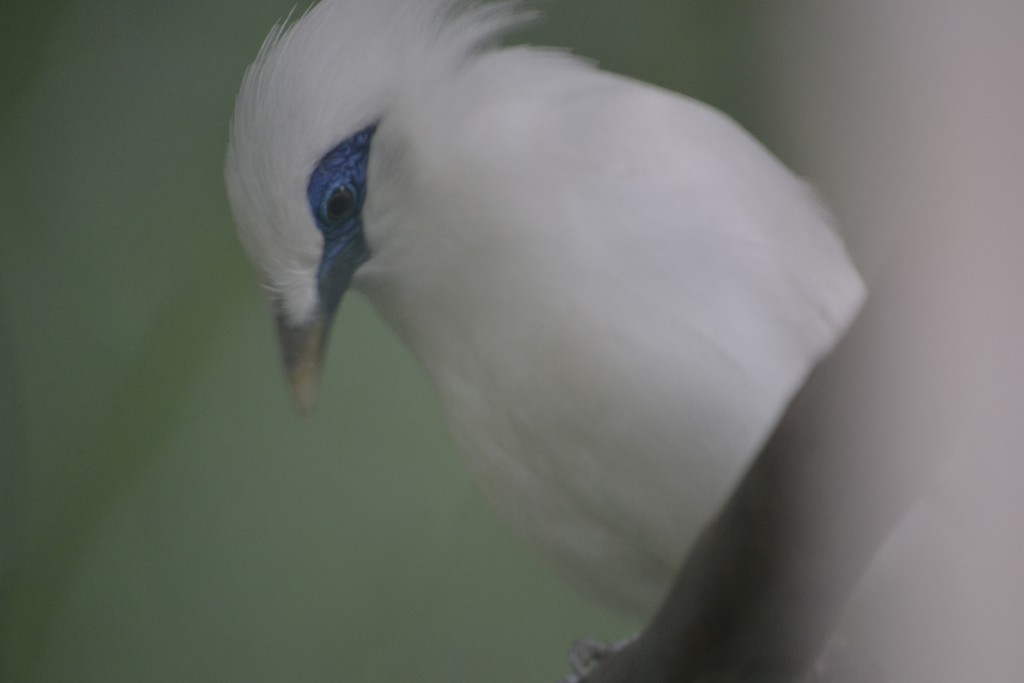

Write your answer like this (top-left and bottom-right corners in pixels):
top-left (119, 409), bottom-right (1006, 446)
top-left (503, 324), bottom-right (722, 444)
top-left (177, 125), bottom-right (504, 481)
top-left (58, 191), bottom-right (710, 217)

top-left (225, 0), bottom-right (865, 616)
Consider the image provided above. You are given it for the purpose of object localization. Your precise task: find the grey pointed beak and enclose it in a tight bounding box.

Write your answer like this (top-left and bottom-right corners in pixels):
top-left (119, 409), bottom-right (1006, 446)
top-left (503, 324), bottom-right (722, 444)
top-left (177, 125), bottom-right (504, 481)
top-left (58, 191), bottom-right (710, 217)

top-left (276, 312), bottom-right (329, 415)
top-left (273, 231), bottom-right (369, 415)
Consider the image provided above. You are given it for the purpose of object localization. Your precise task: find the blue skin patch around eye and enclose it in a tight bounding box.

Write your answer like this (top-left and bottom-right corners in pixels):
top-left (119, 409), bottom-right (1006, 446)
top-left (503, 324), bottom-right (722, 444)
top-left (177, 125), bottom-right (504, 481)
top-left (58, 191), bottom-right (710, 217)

top-left (306, 123), bottom-right (377, 318)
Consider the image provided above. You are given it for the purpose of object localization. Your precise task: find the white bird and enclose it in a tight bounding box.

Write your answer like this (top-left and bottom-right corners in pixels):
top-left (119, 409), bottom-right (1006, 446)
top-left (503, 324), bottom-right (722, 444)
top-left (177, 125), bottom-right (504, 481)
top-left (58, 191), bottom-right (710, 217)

top-left (225, 0), bottom-right (865, 618)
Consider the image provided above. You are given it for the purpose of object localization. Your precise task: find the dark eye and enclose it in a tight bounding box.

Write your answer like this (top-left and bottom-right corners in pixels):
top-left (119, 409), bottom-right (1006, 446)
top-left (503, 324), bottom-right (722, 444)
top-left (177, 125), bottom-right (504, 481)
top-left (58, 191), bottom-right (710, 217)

top-left (324, 185), bottom-right (357, 223)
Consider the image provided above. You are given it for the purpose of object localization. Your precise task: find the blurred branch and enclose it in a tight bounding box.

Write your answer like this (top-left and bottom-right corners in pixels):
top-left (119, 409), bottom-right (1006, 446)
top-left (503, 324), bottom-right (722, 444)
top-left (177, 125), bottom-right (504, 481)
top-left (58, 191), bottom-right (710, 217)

top-left (0, 290), bottom-right (28, 661)
top-left (0, 0), bottom-right (76, 121)
top-left (0, 265), bottom-right (248, 681)
top-left (582, 216), bottom-right (975, 682)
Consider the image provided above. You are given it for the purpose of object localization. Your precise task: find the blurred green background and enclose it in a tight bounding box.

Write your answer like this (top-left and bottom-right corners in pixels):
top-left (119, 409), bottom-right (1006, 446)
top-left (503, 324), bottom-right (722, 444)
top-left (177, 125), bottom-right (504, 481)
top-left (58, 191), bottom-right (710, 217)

top-left (0, 1), bottom-right (771, 681)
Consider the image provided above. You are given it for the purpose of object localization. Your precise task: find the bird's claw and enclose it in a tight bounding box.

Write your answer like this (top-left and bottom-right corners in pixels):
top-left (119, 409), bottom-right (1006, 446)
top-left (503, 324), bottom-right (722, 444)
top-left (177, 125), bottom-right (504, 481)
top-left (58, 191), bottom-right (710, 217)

top-left (558, 636), bottom-right (634, 683)
top-left (808, 637), bottom-right (888, 683)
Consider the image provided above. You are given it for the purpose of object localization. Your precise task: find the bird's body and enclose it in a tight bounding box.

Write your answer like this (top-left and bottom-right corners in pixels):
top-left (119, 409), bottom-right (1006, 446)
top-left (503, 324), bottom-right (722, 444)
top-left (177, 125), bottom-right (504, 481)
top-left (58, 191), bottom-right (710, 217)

top-left (226, 0), bottom-right (865, 617)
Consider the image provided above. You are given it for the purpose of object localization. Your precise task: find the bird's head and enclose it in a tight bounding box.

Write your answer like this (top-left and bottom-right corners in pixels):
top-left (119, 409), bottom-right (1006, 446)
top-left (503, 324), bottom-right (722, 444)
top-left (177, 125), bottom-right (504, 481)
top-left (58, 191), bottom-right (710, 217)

top-left (225, 0), bottom-right (521, 413)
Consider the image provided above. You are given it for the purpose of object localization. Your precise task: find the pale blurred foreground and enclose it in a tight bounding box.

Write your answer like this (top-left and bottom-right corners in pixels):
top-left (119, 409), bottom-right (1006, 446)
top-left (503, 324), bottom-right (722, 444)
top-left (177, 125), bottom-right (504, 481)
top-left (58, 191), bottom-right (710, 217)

top-left (768, 2), bottom-right (1024, 681)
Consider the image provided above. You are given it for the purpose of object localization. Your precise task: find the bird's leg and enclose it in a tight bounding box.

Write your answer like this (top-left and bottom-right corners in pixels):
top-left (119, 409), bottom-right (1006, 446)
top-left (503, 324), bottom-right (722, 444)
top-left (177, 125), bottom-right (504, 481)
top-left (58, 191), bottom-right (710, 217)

top-left (559, 635), bottom-right (637, 683)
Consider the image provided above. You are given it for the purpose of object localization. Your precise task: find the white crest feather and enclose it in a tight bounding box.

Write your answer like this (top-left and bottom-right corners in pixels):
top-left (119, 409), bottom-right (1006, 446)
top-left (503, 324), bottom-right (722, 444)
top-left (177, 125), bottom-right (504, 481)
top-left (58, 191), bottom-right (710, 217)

top-left (225, 0), bottom-right (527, 322)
